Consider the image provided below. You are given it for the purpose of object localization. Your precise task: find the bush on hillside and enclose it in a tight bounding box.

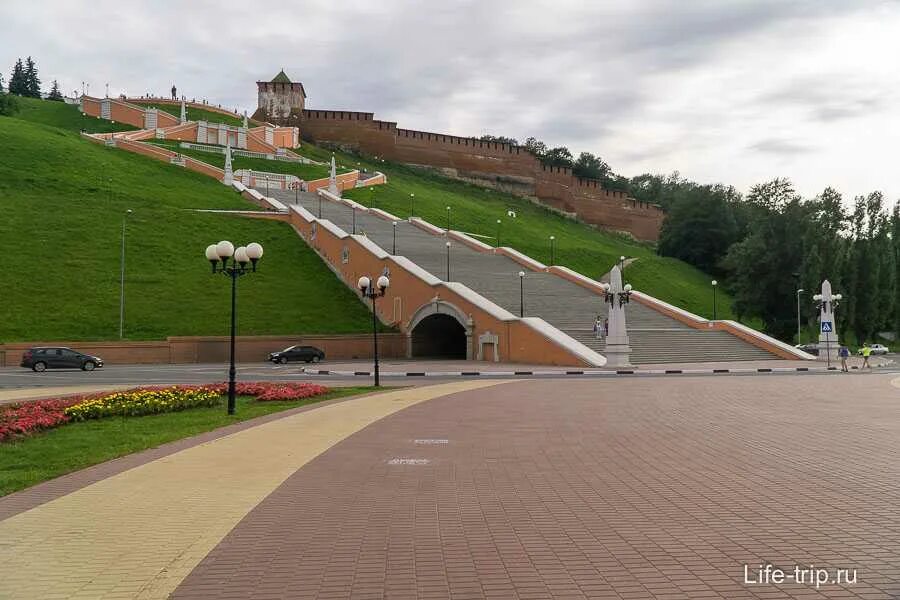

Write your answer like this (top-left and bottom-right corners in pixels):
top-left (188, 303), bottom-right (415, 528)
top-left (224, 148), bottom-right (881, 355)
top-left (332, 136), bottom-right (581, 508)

top-left (0, 93), bottom-right (19, 116)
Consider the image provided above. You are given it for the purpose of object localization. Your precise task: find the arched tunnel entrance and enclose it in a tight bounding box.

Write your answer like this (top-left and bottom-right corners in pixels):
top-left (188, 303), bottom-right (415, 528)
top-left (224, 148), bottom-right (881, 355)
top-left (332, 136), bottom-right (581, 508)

top-left (410, 313), bottom-right (467, 359)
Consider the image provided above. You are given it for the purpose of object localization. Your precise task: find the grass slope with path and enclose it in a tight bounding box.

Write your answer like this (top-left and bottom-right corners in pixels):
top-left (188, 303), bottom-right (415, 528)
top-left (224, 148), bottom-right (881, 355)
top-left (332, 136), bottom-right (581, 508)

top-left (0, 98), bottom-right (380, 342)
top-left (128, 99), bottom-right (246, 127)
top-left (147, 139), bottom-right (337, 182)
top-left (0, 387), bottom-right (375, 496)
top-left (300, 144), bottom-right (745, 322)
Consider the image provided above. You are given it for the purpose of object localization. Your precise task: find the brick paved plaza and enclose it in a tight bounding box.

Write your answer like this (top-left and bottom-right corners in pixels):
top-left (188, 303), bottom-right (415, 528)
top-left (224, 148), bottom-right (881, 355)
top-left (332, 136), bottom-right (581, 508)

top-left (1, 374), bottom-right (898, 599)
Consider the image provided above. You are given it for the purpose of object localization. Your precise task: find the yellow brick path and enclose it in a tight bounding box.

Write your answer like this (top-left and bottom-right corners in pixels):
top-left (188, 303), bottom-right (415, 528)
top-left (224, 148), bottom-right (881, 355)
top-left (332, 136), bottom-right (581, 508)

top-left (0, 381), bottom-right (507, 599)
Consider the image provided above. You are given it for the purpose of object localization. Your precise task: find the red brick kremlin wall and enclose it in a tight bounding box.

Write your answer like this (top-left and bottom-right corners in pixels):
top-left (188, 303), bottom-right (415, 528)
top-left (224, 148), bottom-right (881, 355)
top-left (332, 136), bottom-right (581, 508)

top-left (298, 110), bottom-right (663, 242)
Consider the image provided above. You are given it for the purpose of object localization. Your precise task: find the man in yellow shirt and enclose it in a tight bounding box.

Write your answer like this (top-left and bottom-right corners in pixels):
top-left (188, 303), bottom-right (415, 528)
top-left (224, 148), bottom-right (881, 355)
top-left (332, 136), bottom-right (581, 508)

top-left (861, 343), bottom-right (872, 369)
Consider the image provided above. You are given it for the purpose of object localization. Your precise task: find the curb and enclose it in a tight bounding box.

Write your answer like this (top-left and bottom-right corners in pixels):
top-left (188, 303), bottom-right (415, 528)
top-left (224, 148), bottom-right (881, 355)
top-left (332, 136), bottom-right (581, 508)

top-left (298, 366), bottom-right (860, 378)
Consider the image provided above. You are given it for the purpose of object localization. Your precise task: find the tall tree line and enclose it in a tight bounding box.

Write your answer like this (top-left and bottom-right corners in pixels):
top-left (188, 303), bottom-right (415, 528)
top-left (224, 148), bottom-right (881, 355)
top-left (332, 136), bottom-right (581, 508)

top-left (656, 176), bottom-right (898, 344)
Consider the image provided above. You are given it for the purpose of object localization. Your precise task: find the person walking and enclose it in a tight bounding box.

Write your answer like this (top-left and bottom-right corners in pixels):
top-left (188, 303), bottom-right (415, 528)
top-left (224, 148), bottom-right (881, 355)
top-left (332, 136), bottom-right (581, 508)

top-left (861, 343), bottom-right (872, 369)
top-left (593, 315), bottom-right (603, 340)
top-left (603, 317), bottom-right (609, 338)
top-left (838, 345), bottom-right (850, 372)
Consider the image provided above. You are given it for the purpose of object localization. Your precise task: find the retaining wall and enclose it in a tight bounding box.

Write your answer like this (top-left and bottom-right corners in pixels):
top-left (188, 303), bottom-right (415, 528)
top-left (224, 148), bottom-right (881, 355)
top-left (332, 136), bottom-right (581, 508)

top-left (0, 334), bottom-right (406, 367)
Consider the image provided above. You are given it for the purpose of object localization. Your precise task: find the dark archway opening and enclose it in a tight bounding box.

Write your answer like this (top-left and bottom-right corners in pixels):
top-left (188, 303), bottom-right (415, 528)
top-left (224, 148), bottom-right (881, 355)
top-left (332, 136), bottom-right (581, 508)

top-left (411, 313), bottom-right (467, 359)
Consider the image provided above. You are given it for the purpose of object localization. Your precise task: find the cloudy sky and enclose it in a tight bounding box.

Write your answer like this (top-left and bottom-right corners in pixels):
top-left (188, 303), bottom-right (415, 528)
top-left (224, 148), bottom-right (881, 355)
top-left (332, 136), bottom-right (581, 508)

top-left (3, 0), bottom-right (898, 202)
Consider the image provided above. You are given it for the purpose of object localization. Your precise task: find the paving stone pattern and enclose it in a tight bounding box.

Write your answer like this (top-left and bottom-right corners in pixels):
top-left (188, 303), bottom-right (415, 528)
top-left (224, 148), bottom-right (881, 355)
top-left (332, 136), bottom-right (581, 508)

top-left (174, 374), bottom-right (900, 599)
top-left (272, 190), bottom-right (775, 364)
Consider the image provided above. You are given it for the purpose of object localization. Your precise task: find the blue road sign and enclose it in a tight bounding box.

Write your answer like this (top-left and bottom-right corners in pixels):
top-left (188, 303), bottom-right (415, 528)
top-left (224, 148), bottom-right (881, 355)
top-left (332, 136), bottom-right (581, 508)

top-left (821, 321), bottom-right (833, 333)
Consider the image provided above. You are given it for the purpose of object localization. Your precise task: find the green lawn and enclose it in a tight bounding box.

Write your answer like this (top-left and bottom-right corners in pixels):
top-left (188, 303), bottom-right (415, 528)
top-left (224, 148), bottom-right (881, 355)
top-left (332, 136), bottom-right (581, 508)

top-left (129, 99), bottom-right (246, 127)
top-left (12, 95), bottom-right (138, 133)
top-left (0, 104), bottom-right (382, 342)
top-left (0, 387), bottom-right (375, 496)
top-left (327, 148), bottom-right (742, 321)
top-left (147, 139), bottom-right (336, 182)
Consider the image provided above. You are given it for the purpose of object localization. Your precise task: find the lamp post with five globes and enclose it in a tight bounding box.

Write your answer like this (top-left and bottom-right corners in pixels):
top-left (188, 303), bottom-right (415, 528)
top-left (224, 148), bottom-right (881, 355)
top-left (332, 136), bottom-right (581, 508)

top-left (358, 275), bottom-right (390, 387)
top-left (204, 240), bottom-right (264, 414)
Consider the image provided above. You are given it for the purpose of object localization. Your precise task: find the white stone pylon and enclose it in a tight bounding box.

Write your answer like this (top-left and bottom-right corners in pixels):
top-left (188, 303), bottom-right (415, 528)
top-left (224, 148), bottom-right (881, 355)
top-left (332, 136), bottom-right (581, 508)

top-left (242, 111), bottom-right (248, 128)
top-left (223, 141), bottom-right (233, 185)
top-left (816, 279), bottom-right (840, 362)
top-left (604, 265), bottom-right (632, 368)
top-left (180, 100), bottom-right (187, 124)
top-left (328, 154), bottom-right (340, 196)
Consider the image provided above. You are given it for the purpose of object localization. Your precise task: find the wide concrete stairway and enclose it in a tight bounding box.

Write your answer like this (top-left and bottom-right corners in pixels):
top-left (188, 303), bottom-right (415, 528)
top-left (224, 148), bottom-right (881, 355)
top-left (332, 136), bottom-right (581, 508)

top-left (270, 189), bottom-right (776, 364)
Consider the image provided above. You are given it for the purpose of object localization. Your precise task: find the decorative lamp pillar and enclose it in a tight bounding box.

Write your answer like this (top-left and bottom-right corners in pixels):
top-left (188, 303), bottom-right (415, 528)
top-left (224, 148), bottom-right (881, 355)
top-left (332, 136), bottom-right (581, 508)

top-left (813, 279), bottom-right (842, 365)
top-left (600, 265), bottom-right (632, 368)
top-left (328, 154), bottom-right (339, 196)
top-left (222, 141), bottom-right (233, 185)
top-left (242, 110), bottom-right (248, 129)
top-left (180, 100), bottom-right (187, 124)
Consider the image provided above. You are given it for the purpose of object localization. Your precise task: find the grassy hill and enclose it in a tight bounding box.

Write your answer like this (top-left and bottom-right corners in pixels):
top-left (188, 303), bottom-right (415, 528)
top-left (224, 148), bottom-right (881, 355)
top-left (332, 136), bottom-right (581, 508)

top-left (146, 139), bottom-right (337, 182)
top-left (129, 100), bottom-right (246, 127)
top-left (0, 99), bottom-right (379, 342)
top-left (301, 144), bottom-right (743, 321)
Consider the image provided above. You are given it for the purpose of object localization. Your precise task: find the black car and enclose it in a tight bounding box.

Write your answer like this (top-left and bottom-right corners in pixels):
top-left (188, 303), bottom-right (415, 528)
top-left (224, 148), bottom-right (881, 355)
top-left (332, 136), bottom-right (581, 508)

top-left (20, 347), bottom-right (104, 372)
top-left (268, 345), bottom-right (325, 364)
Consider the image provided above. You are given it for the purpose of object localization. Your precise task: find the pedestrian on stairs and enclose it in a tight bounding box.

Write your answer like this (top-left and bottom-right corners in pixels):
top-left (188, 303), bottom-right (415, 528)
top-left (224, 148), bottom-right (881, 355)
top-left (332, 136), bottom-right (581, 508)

top-left (603, 318), bottom-right (609, 338)
top-left (594, 315), bottom-right (603, 340)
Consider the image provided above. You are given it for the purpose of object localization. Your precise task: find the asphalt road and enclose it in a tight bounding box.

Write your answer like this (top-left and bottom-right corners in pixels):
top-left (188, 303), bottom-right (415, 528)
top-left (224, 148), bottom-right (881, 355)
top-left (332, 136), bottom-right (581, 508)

top-left (1, 357), bottom-right (897, 393)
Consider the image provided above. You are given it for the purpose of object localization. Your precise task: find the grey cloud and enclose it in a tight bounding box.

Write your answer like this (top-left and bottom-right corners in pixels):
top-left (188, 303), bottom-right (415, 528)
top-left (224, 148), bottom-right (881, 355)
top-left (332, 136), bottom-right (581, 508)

top-left (759, 75), bottom-right (886, 122)
top-left (749, 138), bottom-right (813, 156)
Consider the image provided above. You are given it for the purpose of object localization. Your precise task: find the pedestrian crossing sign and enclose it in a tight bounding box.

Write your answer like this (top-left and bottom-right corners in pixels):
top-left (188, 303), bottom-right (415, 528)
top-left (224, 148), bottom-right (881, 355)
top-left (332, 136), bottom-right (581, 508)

top-left (821, 321), bottom-right (833, 333)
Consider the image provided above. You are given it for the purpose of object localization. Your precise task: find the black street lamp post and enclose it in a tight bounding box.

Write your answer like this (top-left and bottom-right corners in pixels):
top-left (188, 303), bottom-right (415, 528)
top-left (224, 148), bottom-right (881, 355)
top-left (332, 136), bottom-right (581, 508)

top-left (352, 206), bottom-right (357, 234)
top-left (549, 235), bottom-right (556, 265)
top-left (446, 206), bottom-right (452, 232)
top-left (392, 221), bottom-right (397, 254)
top-left (445, 242), bottom-right (451, 280)
top-left (358, 275), bottom-right (390, 387)
top-left (711, 280), bottom-right (718, 320)
top-left (496, 219), bottom-right (502, 247)
top-left (318, 194), bottom-right (323, 218)
top-left (410, 193), bottom-right (415, 217)
top-left (205, 240), bottom-right (264, 415)
top-left (519, 271), bottom-right (525, 317)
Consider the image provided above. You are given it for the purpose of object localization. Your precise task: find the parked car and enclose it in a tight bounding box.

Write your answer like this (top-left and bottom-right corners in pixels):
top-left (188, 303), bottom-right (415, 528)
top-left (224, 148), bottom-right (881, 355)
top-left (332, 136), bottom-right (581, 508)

top-left (858, 344), bottom-right (890, 356)
top-left (268, 345), bottom-right (325, 364)
top-left (20, 347), bottom-right (104, 372)
top-left (794, 343), bottom-right (819, 355)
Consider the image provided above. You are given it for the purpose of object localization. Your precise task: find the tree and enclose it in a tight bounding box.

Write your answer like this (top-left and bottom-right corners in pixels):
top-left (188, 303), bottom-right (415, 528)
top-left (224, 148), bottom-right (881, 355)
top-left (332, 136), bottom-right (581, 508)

top-left (572, 152), bottom-right (611, 180)
top-left (658, 184), bottom-right (744, 275)
top-left (479, 134), bottom-right (519, 146)
top-left (721, 179), bottom-right (810, 339)
top-left (23, 56), bottom-right (40, 98)
top-left (893, 201), bottom-right (900, 339)
top-left (47, 79), bottom-right (63, 101)
top-left (0, 73), bottom-right (4, 93)
top-left (8, 58), bottom-right (26, 95)
top-left (522, 137), bottom-right (548, 159)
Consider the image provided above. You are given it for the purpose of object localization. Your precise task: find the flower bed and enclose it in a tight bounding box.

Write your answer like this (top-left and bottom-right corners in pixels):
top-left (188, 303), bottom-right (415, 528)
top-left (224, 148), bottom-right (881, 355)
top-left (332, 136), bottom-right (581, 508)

top-left (64, 385), bottom-right (222, 421)
top-left (211, 382), bottom-right (330, 402)
top-left (1, 382), bottom-right (332, 443)
top-left (0, 398), bottom-right (80, 442)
